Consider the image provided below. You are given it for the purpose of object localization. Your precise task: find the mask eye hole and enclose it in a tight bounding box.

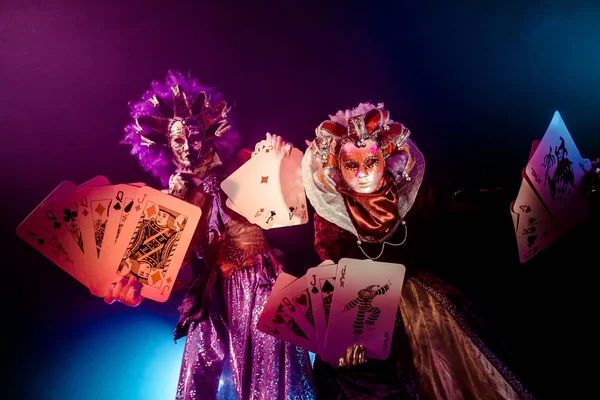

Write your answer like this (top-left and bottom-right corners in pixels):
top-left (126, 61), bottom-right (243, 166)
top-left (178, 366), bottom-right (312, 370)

top-left (173, 137), bottom-right (186, 145)
top-left (343, 160), bottom-right (359, 170)
top-left (364, 157), bottom-right (379, 168)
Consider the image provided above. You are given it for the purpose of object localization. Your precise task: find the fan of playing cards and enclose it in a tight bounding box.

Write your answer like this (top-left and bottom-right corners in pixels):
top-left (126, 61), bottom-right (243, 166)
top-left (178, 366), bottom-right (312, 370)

top-left (258, 258), bottom-right (406, 365)
top-left (511, 111), bottom-right (592, 263)
top-left (16, 177), bottom-right (202, 302)
top-left (221, 138), bottom-right (309, 229)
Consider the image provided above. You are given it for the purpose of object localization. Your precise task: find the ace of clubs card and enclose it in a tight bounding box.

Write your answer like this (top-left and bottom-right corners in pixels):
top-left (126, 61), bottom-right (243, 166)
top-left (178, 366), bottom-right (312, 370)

top-left (322, 258), bottom-right (405, 366)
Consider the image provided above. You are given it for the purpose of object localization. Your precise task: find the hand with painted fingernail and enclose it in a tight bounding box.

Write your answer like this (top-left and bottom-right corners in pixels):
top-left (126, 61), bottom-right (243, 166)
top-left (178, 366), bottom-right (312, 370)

top-left (103, 276), bottom-right (144, 307)
top-left (337, 344), bottom-right (367, 369)
top-left (266, 132), bottom-right (294, 157)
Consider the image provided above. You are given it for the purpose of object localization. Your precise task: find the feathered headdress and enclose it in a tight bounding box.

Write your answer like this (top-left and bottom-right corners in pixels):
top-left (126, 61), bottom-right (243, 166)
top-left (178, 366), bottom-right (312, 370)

top-left (134, 85), bottom-right (231, 148)
top-left (122, 70), bottom-right (240, 188)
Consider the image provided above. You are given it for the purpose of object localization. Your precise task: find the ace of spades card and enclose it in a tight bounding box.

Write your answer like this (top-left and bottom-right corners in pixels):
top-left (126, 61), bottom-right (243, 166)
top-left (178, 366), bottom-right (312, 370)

top-left (322, 258), bottom-right (405, 366)
top-left (257, 272), bottom-right (320, 354)
top-left (221, 137), bottom-right (309, 229)
top-left (306, 260), bottom-right (337, 354)
top-left (525, 111), bottom-right (589, 230)
top-left (104, 185), bottom-right (202, 302)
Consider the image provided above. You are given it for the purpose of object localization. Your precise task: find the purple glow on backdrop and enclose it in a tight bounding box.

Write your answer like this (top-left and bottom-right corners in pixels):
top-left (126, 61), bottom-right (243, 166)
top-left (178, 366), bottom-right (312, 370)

top-left (3, 1), bottom-right (600, 399)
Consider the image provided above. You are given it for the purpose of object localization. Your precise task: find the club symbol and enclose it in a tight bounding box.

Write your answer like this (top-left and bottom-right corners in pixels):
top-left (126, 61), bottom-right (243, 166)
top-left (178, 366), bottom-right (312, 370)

top-left (63, 208), bottom-right (78, 223)
top-left (266, 210), bottom-right (276, 224)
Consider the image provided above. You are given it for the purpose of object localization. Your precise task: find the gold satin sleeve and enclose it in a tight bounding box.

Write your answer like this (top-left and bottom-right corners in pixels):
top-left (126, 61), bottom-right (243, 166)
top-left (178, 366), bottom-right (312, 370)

top-left (400, 279), bottom-right (523, 400)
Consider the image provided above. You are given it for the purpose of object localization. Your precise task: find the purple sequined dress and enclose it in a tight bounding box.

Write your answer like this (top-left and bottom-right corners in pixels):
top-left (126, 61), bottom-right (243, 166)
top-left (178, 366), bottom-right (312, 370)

top-left (172, 174), bottom-right (315, 400)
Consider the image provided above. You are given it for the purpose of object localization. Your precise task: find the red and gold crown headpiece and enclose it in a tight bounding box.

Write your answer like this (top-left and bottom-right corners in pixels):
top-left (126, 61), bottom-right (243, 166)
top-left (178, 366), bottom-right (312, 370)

top-left (312, 107), bottom-right (415, 177)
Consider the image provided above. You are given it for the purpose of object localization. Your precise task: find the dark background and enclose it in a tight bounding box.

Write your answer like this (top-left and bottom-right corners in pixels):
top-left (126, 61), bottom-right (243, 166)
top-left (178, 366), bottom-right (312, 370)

top-left (2, 1), bottom-right (599, 399)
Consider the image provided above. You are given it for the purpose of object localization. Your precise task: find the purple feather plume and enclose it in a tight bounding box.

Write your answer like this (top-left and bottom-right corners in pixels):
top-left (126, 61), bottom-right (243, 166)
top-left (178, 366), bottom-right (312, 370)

top-left (122, 70), bottom-right (241, 187)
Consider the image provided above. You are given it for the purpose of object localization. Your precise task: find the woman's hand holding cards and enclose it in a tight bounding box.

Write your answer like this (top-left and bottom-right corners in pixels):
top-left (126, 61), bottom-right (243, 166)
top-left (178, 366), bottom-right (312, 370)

top-left (337, 344), bottom-right (367, 369)
top-left (267, 132), bottom-right (293, 156)
top-left (103, 276), bottom-right (144, 307)
top-left (252, 132), bottom-right (294, 158)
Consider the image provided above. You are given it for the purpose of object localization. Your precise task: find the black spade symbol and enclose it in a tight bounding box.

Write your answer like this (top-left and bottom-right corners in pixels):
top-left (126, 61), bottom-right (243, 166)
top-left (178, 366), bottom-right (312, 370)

top-left (527, 235), bottom-right (537, 247)
top-left (37, 238), bottom-right (44, 245)
top-left (311, 286), bottom-right (319, 294)
top-left (124, 200), bottom-right (134, 213)
top-left (113, 202), bottom-right (121, 210)
top-left (321, 280), bottom-right (334, 294)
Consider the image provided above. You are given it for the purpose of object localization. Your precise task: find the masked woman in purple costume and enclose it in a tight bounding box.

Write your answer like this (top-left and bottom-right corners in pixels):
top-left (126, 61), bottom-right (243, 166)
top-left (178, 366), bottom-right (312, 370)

top-left (103, 71), bottom-right (316, 400)
top-left (301, 103), bottom-right (538, 399)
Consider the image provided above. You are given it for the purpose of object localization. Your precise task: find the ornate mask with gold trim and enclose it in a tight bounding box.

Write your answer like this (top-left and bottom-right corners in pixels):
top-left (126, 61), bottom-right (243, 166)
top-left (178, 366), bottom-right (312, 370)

top-left (135, 84), bottom-right (231, 174)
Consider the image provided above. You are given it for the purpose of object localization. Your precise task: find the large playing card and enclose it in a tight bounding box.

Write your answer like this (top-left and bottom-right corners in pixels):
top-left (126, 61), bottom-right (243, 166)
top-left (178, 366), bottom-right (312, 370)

top-left (257, 272), bottom-right (320, 353)
top-left (16, 181), bottom-right (83, 284)
top-left (525, 111), bottom-right (588, 229)
top-left (510, 178), bottom-right (561, 263)
top-left (277, 274), bottom-right (318, 344)
top-left (322, 258), bottom-right (406, 366)
top-left (16, 177), bottom-right (115, 288)
top-left (74, 184), bottom-right (130, 272)
top-left (306, 260), bottom-right (337, 354)
top-left (56, 176), bottom-right (111, 265)
top-left (107, 185), bottom-right (202, 302)
top-left (221, 139), bottom-right (309, 229)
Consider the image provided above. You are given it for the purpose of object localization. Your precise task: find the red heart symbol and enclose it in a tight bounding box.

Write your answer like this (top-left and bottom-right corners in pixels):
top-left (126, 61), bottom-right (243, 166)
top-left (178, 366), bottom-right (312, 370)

top-left (272, 314), bottom-right (286, 325)
top-left (295, 293), bottom-right (308, 306)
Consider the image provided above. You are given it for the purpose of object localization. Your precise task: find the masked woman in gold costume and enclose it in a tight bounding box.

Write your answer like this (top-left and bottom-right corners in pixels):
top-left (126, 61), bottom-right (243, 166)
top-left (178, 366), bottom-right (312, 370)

top-left (302, 102), bottom-right (538, 399)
